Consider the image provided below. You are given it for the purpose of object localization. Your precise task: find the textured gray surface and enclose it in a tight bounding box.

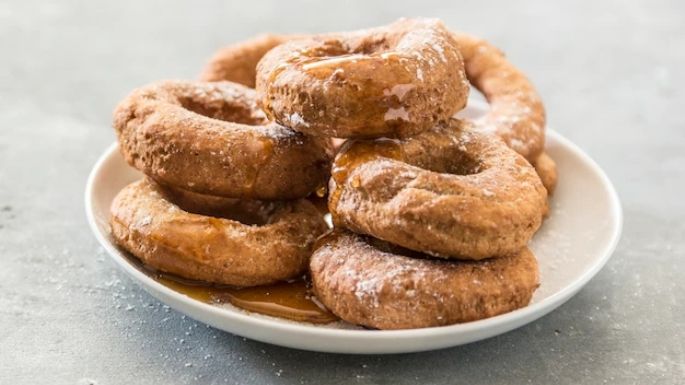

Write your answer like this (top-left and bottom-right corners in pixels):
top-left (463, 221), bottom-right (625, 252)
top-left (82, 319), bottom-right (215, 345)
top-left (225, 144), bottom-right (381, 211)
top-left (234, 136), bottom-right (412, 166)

top-left (1, 0), bottom-right (684, 383)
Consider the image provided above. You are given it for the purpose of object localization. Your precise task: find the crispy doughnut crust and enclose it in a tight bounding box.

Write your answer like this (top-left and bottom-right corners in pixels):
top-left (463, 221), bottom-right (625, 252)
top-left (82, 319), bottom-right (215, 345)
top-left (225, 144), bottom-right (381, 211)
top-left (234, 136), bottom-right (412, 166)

top-left (110, 179), bottom-right (328, 286)
top-left (329, 119), bottom-right (547, 260)
top-left (452, 33), bottom-right (546, 161)
top-left (310, 231), bottom-right (539, 329)
top-left (256, 18), bottom-right (469, 138)
top-left (533, 152), bottom-right (558, 195)
top-left (200, 34), bottom-right (303, 87)
top-left (113, 80), bottom-right (332, 200)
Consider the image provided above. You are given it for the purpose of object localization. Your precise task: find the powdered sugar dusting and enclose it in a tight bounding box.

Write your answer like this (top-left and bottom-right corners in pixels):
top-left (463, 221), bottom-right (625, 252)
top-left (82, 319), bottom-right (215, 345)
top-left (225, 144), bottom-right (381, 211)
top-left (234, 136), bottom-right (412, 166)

top-left (383, 84), bottom-right (416, 101)
top-left (416, 67), bottom-right (424, 81)
top-left (384, 107), bottom-right (409, 121)
top-left (287, 112), bottom-right (310, 127)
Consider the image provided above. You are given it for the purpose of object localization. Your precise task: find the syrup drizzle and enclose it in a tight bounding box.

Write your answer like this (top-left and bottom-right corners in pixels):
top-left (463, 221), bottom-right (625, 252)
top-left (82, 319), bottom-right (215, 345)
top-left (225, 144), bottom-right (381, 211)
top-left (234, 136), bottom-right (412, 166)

top-left (329, 138), bottom-right (403, 219)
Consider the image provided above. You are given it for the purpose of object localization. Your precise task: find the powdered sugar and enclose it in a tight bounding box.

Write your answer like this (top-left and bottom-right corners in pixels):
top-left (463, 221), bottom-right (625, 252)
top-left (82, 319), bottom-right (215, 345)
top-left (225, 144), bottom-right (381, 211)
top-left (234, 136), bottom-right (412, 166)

top-left (383, 84), bottom-right (416, 101)
top-left (384, 107), bottom-right (410, 121)
top-left (287, 112), bottom-right (310, 127)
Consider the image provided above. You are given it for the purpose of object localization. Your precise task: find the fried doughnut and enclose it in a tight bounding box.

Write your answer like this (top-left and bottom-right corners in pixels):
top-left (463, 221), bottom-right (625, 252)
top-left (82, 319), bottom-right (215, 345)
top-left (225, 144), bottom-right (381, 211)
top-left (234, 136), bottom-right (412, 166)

top-left (110, 179), bottom-right (327, 286)
top-left (532, 152), bottom-right (558, 195)
top-left (310, 230), bottom-right (539, 330)
top-left (329, 118), bottom-right (547, 260)
top-left (452, 33), bottom-right (545, 162)
top-left (256, 18), bottom-right (470, 138)
top-left (113, 80), bottom-right (332, 200)
top-left (200, 34), bottom-right (302, 87)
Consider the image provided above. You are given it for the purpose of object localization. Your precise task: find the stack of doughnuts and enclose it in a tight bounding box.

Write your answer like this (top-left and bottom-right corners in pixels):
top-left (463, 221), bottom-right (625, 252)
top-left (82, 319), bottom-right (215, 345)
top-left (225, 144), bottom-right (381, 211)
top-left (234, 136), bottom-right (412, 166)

top-left (110, 80), bottom-right (332, 286)
top-left (110, 18), bottom-right (557, 330)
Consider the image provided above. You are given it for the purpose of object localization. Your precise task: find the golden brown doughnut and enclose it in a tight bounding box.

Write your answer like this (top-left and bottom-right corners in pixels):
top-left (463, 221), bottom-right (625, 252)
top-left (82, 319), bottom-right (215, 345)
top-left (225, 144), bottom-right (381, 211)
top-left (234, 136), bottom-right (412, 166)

top-left (328, 119), bottom-right (547, 260)
top-left (310, 230), bottom-right (539, 330)
top-left (200, 34), bottom-right (303, 87)
top-left (532, 152), bottom-right (558, 195)
top-left (113, 80), bottom-right (332, 200)
top-left (452, 33), bottom-right (545, 162)
top-left (256, 18), bottom-right (469, 138)
top-left (110, 179), bottom-right (328, 286)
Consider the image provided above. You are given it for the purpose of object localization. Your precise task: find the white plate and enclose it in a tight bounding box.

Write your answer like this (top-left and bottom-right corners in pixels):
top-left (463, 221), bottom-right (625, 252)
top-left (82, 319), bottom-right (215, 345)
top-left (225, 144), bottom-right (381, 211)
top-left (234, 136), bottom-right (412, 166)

top-left (85, 102), bottom-right (622, 354)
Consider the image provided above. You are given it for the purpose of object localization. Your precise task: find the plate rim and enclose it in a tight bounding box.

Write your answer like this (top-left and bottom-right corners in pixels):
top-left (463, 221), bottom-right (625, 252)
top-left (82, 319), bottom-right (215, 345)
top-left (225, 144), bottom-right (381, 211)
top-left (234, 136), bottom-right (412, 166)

top-left (85, 130), bottom-right (623, 353)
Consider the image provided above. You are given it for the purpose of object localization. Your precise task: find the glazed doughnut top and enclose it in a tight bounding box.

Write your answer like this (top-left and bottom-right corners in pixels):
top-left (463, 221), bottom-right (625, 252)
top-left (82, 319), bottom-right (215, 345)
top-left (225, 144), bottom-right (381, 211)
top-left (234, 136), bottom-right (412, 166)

top-left (256, 18), bottom-right (470, 138)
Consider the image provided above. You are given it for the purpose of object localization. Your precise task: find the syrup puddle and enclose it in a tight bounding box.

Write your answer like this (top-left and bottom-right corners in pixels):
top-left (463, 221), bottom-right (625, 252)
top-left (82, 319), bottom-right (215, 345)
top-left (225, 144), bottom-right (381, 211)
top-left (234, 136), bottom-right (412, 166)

top-left (128, 256), bottom-right (337, 324)
top-left (152, 272), bottom-right (337, 324)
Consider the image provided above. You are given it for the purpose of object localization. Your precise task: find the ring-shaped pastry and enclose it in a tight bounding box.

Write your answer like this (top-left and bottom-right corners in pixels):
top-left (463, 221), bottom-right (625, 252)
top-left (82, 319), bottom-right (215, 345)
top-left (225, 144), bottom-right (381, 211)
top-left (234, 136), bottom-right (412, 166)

top-left (113, 80), bottom-right (332, 199)
top-left (110, 179), bottom-right (328, 286)
top-left (256, 18), bottom-right (469, 138)
top-left (328, 119), bottom-right (547, 260)
top-left (310, 230), bottom-right (539, 329)
top-left (452, 33), bottom-right (546, 162)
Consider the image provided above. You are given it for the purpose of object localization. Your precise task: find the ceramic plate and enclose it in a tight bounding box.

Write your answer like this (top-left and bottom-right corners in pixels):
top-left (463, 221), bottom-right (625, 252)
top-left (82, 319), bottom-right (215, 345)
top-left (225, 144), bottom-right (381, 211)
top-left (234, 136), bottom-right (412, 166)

top-left (85, 101), bottom-right (622, 354)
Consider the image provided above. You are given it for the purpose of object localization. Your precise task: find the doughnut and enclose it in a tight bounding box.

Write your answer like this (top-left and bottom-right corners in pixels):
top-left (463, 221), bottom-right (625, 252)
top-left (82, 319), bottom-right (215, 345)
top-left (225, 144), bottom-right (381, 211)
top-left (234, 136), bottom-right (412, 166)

top-left (200, 34), bottom-right (302, 87)
top-left (452, 33), bottom-right (546, 162)
top-left (310, 230), bottom-right (539, 329)
top-left (328, 118), bottom-right (547, 260)
top-left (113, 80), bottom-right (332, 200)
top-left (532, 152), bottom-right (558, 195)
top-left (110, 179), bottom-right (328, 286)
top-left (256, 18), bottom-right (470, 138)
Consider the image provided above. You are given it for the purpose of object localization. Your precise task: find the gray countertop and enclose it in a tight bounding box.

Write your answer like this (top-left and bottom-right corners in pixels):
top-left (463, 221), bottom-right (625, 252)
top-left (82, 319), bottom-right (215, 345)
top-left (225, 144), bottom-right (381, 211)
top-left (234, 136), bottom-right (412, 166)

top-left (1, 0), bottom-right (683, 384)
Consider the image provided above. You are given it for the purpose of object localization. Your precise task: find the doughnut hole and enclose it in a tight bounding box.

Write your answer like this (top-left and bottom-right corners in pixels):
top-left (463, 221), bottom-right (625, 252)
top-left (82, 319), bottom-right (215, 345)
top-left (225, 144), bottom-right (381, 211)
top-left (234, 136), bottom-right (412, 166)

top-left (408, 146), bottom-right (483, 176)
top-left (177, 96), bottom-right (266, 125)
